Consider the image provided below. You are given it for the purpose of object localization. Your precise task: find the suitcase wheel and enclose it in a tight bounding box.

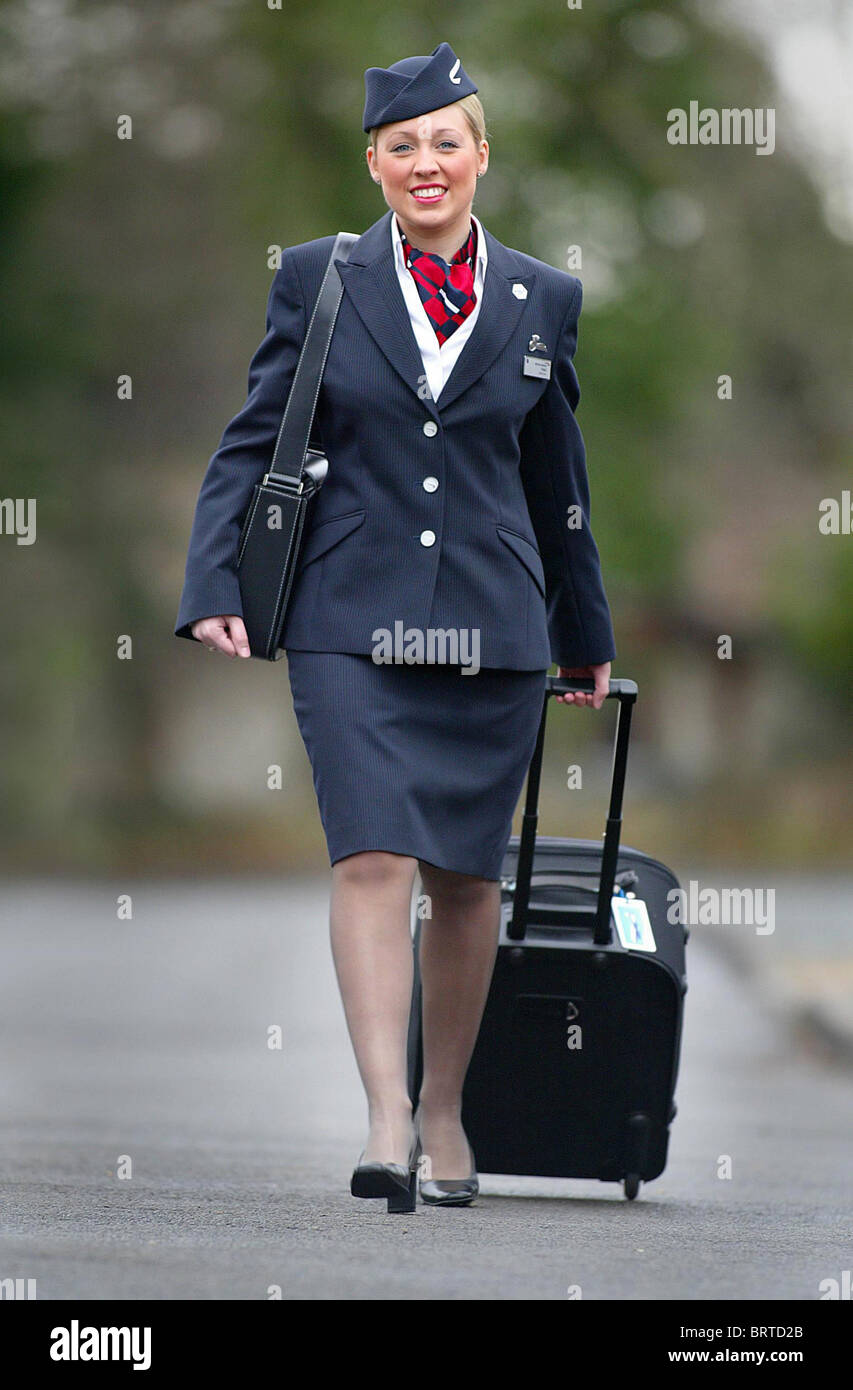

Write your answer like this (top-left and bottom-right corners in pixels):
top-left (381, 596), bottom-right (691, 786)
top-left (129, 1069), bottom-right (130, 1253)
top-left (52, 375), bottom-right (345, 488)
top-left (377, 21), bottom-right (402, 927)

top-left (623, 1173), bottom-right (641, 1201)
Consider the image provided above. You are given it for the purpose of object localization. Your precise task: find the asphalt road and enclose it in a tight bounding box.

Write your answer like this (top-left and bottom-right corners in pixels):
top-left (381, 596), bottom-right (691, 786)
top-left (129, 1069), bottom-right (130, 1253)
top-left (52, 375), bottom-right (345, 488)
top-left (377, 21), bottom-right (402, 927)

top-left (0, 877), bottom-right (850, 1300)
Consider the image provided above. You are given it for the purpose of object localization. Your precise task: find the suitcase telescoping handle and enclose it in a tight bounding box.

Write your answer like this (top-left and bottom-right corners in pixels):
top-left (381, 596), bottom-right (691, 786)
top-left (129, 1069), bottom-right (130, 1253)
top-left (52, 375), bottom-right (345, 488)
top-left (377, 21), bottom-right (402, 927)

top-left (508, 676), bottom-right (638, 946)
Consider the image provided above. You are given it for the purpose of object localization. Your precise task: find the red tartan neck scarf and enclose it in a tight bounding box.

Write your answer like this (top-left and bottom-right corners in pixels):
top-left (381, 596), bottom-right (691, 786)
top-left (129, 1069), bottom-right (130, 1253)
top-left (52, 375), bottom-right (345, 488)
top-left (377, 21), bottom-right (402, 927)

top-left (396, 218), bottom-right (478, 346)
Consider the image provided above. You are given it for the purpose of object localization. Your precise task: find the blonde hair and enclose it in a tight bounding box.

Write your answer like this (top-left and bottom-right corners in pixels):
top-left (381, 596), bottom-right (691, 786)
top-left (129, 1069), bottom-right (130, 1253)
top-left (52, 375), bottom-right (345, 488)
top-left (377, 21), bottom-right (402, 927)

top-left (368, 93), bottom-right (487, 152)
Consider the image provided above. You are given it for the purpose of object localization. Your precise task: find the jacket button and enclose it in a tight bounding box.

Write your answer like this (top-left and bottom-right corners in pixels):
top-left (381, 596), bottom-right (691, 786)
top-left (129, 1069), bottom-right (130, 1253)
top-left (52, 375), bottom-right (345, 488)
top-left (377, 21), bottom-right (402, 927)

top-left (422, 476), bottom-right (439, 492)
top-left (422, 420), bottom-right (438, 437)
top-left (420, 529), bottom-right (436, 547)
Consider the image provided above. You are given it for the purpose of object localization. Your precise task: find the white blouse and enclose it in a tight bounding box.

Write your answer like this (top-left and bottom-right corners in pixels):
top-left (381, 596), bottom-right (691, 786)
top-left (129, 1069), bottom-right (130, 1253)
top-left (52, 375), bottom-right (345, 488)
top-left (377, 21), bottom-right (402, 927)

top-left (390, 209), bottom-right (488, 404)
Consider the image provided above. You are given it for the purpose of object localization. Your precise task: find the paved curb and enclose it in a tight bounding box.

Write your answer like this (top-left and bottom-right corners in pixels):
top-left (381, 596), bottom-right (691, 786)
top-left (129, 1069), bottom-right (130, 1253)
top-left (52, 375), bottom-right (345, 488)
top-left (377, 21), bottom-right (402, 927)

top-left (700, 927), bottom-right (853, 1070)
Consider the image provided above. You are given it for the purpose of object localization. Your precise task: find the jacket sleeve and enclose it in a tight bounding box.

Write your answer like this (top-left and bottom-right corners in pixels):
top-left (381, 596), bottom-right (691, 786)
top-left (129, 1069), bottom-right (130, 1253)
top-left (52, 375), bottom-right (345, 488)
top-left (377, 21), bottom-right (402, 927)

top-left (517, 277), bottom-right (616, 669)
top-left (174, 251), bottom-right (306, 640)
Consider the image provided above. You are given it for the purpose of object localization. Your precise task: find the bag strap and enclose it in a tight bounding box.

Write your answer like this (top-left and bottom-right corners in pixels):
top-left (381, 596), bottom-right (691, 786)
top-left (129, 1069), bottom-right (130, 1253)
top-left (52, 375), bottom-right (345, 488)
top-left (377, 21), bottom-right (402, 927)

top-left (268, 231), bottom-right (359, 485)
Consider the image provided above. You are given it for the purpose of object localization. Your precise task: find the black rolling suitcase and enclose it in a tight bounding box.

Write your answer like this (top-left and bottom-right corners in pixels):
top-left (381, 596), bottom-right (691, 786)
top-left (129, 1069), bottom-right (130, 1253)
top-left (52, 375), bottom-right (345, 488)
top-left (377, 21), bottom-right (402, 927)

top-left (407, 675), bottom-right (688, 1201)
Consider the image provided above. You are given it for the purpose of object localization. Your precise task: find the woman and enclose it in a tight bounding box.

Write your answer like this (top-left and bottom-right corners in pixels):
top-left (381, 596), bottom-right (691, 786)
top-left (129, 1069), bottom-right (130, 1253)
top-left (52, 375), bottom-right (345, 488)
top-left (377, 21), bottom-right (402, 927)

top-left (175, 42), bottom-right (616, 1213)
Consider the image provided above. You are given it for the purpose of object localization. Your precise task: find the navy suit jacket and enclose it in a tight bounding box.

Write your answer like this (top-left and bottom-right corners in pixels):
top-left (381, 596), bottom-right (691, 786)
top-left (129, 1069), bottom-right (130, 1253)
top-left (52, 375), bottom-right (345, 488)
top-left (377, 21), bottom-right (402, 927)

top-left (175, 208), bottom-right (616, 670)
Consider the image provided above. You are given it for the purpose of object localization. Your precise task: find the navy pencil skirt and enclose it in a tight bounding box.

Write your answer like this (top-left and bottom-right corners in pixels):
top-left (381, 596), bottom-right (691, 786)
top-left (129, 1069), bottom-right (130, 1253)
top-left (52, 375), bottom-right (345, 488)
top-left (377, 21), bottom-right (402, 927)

top-left (286, 651), bottom-right (548, 880)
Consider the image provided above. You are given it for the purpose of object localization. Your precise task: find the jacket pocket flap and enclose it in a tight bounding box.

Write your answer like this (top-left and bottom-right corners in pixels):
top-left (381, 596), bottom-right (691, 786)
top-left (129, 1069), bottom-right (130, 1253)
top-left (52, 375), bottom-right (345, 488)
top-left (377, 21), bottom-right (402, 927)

top-left (299, 509), bottom-right (366, 568)
top-left (496, 525), bottom-right (546, 597)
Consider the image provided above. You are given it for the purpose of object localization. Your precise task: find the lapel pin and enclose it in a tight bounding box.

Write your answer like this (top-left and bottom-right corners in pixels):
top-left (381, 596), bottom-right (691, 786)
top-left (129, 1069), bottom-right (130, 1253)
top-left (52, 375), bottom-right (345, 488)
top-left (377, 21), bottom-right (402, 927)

top-left (528, 334), bottom-right (548, 353)
top-left (512, 283), bottom-right (528, 300)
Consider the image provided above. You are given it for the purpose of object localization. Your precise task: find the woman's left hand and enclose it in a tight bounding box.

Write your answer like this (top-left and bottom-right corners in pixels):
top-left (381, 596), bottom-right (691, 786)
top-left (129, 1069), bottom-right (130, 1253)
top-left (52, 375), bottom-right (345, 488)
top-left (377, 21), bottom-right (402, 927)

top-left (554, 662), bottom-right (611, 710)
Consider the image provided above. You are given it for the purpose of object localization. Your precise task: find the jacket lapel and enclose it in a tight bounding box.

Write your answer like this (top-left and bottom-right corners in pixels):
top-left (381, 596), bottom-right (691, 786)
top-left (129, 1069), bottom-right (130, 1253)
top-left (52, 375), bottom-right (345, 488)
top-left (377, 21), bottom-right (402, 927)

top-left (334, 210), bottom-right (536, 417)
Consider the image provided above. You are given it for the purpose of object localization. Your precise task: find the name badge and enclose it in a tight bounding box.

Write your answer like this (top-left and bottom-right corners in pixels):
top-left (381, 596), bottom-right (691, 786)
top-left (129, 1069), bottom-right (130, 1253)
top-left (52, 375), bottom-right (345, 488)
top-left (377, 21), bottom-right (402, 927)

top-left (523, 354), bottom-right (551, 380)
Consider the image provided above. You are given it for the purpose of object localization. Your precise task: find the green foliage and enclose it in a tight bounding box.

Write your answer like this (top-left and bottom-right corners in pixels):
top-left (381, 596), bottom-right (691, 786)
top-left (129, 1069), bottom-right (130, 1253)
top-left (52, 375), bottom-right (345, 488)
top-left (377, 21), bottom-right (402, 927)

top-left (0, 0), bottom-right (851, 863)
top-left (769, 528), bottom-right (853, 702)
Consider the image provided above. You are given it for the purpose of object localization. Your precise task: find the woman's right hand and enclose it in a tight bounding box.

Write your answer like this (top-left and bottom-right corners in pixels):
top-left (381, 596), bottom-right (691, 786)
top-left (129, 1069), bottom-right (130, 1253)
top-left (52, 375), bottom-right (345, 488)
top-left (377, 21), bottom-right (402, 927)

top-left (191, 615), bottom-right (251, 659)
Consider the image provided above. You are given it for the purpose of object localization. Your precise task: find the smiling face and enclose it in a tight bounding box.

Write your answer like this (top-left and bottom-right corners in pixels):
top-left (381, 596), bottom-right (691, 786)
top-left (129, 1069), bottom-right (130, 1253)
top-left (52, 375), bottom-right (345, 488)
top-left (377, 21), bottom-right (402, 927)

top-left (366, 103), bottom-right (488, 257)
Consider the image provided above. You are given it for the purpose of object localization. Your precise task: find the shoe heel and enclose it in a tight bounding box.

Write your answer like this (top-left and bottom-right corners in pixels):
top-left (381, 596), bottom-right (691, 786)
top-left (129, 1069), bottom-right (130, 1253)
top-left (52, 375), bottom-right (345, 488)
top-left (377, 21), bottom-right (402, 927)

top-left (386, 1168), bottom-right (417, 1214)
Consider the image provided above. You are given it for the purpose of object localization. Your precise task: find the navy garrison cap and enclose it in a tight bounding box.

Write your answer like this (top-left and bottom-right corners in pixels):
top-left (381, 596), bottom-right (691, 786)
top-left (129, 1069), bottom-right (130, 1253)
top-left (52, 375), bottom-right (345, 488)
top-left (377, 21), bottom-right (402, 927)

top-left (363, 41), bottom-right (478, 133)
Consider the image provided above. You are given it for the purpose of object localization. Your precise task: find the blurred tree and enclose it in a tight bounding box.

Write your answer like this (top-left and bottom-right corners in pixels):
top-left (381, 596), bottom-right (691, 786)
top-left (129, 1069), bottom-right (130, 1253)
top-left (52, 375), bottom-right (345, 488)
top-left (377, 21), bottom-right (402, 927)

top-left (0, 0), bottom-right (850, 867)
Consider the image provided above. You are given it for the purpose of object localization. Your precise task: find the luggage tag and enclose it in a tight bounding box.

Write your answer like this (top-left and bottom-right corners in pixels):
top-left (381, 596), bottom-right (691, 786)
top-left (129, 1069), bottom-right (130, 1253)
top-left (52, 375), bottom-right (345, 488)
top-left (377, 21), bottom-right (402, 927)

top-left (611, 894), bottom-right (657, 953)
top-left (523, 333), bottom-right (551, 380)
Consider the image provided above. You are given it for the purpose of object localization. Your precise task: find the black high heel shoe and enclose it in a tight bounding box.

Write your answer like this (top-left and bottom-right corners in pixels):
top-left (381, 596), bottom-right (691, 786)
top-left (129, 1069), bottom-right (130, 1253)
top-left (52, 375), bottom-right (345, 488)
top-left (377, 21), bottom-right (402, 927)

top-left (350, 1126), bottom-right (421, 1214)
top-left (414, 1108), bottom-right (479, 1207)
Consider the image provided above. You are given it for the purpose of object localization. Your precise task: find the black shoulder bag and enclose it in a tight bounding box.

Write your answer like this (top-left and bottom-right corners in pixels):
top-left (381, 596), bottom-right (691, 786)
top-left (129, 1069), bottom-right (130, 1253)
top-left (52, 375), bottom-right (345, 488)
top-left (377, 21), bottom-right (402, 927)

top-left (236, 231), bottom-right (358, 660)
